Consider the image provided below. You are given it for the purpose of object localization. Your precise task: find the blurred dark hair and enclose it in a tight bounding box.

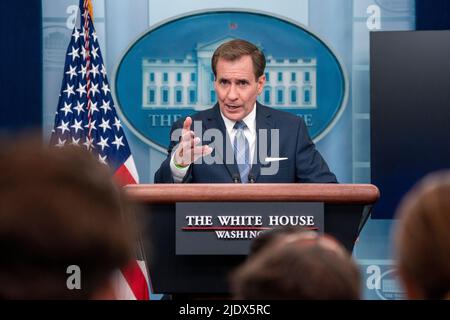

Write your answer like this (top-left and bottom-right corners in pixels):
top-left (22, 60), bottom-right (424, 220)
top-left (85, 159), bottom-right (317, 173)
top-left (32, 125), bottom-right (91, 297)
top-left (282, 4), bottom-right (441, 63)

top-left (231, 234), bottom-right (360, 300)
top-left (395, 171), bottom-right (450, 300)
top-left (249, 226), bottom-right (311, 257)
top-left (0, 137), bottom-right (134, 299)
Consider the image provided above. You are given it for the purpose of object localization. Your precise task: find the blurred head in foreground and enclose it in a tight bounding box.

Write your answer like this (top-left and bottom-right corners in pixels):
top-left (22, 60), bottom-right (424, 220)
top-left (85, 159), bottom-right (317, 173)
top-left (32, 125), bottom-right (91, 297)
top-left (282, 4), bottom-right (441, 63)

top-left (394, 171), bottom-right (450, 300)
top-left (230, 229), bottom-right (361, 300)
top-left (0, 137), bottom-right (134, 299)
top-left (248, 225), bottom-right (308, 257)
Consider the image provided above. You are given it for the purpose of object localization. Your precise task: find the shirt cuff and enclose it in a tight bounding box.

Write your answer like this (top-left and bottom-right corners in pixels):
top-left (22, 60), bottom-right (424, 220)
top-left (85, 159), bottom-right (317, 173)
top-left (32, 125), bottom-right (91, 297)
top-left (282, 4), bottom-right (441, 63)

top-left (170, 152), bottom-right (189, 183)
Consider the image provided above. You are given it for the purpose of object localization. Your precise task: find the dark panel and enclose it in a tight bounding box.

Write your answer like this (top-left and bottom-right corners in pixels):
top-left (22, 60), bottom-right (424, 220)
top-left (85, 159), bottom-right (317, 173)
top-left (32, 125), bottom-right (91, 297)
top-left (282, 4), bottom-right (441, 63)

top-left (416, 0), bottom-right (450, 30)
top-left (370, 30), bottom-right (450, 218)
top-left (0, 1), bottom-right (42, 134)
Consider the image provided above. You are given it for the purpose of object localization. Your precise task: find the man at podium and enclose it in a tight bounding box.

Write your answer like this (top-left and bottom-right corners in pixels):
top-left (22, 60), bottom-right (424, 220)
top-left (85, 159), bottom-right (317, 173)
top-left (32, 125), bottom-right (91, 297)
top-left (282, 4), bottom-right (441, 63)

top-left (155, 39), bottom-right (336, 184)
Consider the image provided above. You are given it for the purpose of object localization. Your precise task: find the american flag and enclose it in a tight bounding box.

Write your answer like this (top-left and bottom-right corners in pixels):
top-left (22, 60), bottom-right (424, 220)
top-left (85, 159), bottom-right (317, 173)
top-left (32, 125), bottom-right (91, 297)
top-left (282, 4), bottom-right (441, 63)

top-left (50, 0), bottom-right (150, 300)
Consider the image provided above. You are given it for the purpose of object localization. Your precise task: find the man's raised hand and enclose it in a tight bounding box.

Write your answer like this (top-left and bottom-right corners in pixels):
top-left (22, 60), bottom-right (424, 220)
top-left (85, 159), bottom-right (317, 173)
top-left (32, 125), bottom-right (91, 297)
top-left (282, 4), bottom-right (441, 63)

top-left (174, 117), bottom-right (213, 167)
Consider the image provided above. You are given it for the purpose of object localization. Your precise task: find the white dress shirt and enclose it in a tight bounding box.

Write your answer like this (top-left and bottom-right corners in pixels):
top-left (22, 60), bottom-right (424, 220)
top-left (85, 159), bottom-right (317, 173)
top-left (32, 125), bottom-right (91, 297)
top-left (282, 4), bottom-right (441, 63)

top-left (170, 103), bottom-right (257, 182)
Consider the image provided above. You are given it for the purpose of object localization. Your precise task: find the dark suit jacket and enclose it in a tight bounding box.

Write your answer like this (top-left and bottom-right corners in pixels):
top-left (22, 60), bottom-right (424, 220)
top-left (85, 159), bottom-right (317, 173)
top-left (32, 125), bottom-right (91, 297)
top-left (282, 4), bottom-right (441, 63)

top-left (154, 102), bottom-right (337, 183)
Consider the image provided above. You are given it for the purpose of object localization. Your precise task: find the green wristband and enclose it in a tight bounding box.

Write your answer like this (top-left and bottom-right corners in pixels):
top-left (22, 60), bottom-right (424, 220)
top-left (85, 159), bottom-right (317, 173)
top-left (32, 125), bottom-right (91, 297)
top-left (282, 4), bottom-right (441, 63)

top-left (174, 160), bottom-right (188, 169)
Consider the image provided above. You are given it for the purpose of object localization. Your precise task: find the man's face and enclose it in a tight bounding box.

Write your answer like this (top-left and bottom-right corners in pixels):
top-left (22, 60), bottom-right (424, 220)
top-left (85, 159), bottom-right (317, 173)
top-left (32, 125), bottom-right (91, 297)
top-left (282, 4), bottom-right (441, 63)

top-left (214, 55), bottom-right (265, 122)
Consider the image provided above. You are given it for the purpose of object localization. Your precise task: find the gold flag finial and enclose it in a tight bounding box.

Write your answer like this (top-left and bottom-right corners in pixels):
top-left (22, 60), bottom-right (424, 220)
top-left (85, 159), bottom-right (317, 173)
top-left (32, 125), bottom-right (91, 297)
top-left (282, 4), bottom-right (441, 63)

top-left (87, 0), bottom-right (94, 22)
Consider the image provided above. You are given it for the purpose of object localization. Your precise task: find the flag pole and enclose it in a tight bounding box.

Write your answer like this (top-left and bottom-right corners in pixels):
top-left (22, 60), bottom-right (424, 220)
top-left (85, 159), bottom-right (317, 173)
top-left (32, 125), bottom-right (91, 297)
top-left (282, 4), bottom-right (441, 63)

top-left (82, 0), bottom-right (93, 148)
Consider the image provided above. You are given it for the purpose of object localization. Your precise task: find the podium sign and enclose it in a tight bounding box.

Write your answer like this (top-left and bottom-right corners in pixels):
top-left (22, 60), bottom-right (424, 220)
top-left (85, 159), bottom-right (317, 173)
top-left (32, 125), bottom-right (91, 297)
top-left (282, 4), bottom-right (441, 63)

top-left (176, 202), bottom-right (324, 255)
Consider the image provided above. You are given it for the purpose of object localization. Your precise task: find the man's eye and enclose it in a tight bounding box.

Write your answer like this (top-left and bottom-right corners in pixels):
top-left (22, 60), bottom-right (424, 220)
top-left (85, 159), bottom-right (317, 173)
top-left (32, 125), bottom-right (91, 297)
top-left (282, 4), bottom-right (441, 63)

top-left (219, 80), bottom-right (229, 85)
top-left (238, 81), bottom-right (249, 86)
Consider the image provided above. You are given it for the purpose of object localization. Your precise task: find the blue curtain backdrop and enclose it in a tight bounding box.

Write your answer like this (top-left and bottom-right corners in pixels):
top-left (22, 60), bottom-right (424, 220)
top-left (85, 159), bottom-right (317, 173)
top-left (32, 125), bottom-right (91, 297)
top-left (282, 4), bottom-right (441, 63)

top-left (0, 0), bottom-right (42, 134)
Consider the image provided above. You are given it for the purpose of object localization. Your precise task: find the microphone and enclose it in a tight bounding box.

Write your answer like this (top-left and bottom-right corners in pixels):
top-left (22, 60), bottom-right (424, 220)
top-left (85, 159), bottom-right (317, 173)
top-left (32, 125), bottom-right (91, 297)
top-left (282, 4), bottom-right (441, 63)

top-left (232, 173), bottom-right (241, 183)
top-left (248, 173), bottom-right (256, 183)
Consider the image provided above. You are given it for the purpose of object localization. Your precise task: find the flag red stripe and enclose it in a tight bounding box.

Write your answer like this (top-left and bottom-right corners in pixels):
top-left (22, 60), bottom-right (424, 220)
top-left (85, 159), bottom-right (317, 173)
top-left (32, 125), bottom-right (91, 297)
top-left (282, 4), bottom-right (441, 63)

top-left (115, 163), bottom-right (137, 186)
top-left (120, 261), bottom-right (149, 300)
top-left (114, 164), bottom-right (149, 299)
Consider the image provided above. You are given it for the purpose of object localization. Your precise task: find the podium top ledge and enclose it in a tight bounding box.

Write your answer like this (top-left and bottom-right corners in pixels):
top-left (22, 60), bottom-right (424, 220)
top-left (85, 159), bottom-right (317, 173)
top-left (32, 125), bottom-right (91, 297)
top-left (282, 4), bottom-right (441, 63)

top-left (124, 183), bottom-right (380, 205)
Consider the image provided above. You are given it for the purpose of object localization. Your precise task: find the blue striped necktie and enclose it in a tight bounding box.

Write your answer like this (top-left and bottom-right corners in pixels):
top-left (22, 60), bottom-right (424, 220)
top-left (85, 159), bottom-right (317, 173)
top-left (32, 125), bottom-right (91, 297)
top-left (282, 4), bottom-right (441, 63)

top-left (233, 121), bottom-right (250, 183)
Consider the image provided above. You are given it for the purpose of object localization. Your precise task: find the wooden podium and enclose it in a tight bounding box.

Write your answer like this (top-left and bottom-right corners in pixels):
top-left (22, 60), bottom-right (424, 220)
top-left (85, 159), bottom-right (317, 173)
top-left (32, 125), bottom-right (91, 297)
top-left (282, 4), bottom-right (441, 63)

top-left (125, 183), bottom-right (379, 295)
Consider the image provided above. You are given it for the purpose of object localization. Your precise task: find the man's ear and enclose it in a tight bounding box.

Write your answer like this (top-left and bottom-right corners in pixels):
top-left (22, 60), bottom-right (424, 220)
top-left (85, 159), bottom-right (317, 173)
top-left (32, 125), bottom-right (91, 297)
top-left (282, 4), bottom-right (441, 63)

top-left (257, 74), bottom-right (266, 94)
